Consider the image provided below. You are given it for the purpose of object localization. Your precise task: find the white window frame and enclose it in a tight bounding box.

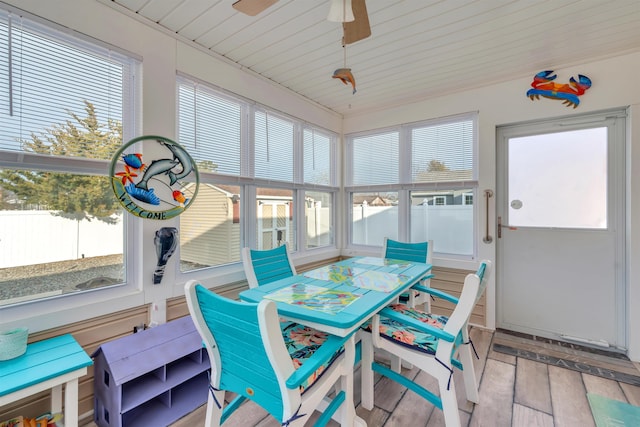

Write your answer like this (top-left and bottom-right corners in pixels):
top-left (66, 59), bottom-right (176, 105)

top-left (345, 112), bottom-right (478, 259)
top-left (0, 6), bottom-right (142, 329)
top-left (463, 193), bottom-right (473, 205)
top-left (175, 75), bottom-right (339, 283)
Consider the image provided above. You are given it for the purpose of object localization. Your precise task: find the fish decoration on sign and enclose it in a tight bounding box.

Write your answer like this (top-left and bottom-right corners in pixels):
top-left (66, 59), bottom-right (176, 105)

top-left (333, 68), bottom-right (357, 94)
top-left (526, 70), bottom-right (592, 108)
top-left (110, 136), bottom-right (199, 220)
top-left (172, 190), bottom-right (188, 207)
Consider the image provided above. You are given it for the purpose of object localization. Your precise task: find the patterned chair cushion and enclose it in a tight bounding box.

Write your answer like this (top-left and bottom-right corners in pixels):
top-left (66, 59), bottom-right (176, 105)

top-left (279, 319), bottom-right (343, 393)
top-left (361, 304), bottom-right (450, 355)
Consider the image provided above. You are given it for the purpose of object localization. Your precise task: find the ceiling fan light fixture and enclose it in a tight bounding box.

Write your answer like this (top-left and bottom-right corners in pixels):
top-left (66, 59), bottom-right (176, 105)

top-left (327, 0), bottom-right (354, 22)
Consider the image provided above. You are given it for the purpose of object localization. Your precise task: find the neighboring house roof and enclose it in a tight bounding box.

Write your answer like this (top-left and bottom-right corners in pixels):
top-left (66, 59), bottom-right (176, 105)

top-left (410, 189), bottom-right (473, 205)
top-left (411, 189), bottom-right (472, 198)
top-left (352, 195), bottom-right (393, 206)
top-left (208, 184), bottom-right (237, 198)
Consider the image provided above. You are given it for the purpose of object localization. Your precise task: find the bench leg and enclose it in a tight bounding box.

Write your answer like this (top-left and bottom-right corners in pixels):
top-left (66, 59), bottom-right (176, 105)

top-left (64, 378), bottom-right (79, 427)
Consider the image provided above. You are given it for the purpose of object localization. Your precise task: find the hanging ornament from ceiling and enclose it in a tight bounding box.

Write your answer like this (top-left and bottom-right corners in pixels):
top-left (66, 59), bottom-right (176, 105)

top-left (331, 0), bottom-right (357, 94)
top-left (333, 67), bottom-right (356, 94)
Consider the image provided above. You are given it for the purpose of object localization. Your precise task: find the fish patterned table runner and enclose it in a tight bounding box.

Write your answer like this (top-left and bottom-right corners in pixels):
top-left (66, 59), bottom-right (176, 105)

top-left (265, 283), bottom-right (361, 315)
top-left (349, 270), bottom-right (410, 293)
top-left (304, 262), bottom-right (411, 293)
top-left (354, 257), bottom-right (411, 269)
top-left (303, 265), bottom-right (367, 282)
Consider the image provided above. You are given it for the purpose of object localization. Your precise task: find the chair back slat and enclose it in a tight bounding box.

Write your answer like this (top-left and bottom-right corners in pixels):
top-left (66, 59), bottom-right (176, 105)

top-left (246, 245), bottom-right (295, 287)
top-left (383, 238), bottom-right (429, 263)
top-left (193, 285), bottom-right (285, 420)
top-left (475, 260), bottom-right (492, 305)
top-left (441, 260), bottom-right (492, 339)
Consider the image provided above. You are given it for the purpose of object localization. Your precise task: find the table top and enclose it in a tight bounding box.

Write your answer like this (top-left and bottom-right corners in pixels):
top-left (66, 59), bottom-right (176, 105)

top-left (239, 256), bottom-right (431, 337)
top-left (0, 333), bottom-right (93, 396)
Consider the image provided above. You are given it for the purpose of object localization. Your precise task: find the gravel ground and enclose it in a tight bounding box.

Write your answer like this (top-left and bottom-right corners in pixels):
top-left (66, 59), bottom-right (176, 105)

top-left (0, 255), bottom-right (208, 304)
top-left (0, 255), bottom-right (124, 302)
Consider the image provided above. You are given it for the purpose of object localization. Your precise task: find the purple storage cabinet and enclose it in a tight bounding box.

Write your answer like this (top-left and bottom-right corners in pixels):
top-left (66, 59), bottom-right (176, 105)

top-left (92, 316), bottom-right (210, 427)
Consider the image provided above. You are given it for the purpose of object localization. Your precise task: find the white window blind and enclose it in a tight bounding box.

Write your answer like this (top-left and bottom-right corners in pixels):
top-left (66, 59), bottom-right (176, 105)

top-left (351, 131), bottom-right (399, 185)
top-left (177, 78), bottom-right (242, 175)
top-left (411, 117), bottom-right (474, 182)
top-left (0, 10), bottom-right (136, 156)
top-left (254, 110), bottom-right (294, 182)
top-left (303, 128), bottom-right (332, 186)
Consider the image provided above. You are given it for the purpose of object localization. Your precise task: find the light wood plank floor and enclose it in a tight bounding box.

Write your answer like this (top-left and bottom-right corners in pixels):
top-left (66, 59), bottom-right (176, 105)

top-left (89, 327), bottom-right (640, 426)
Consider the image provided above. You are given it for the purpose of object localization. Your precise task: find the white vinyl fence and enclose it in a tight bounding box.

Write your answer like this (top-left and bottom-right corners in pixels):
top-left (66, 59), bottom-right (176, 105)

top-left (0, 210), bottom-right (123, 268)
top-left (352, 205), bottom-right (474, 255)
top-left (2, 205), bottom-right (473, 269)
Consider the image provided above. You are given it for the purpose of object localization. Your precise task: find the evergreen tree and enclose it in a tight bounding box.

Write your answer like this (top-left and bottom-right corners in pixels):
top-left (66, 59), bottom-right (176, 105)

top-left (427, 159), bottom-right (448, 172)
top-left (0, 101), bottom-right (122, 223)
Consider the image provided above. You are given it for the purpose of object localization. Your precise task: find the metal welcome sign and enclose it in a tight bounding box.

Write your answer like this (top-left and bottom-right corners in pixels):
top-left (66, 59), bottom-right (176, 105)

top-left (110, 135), bottom-right (199, 220)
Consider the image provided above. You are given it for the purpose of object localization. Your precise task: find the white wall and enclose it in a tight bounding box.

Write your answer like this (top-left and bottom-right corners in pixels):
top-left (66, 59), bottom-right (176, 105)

top-left (344, 52), bottom-right (640, 360)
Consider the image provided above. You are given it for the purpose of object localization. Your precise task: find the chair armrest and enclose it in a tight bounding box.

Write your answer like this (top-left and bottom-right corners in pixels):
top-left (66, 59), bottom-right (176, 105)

top-left (379, 307), bottom-right (455, 342)
top-left (411, 285), bottom-right (459, 304)
top-left (285, 331), bottom-right (355, 389)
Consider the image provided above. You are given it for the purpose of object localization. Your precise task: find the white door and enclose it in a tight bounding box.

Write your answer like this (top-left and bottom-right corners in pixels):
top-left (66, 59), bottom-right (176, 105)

top-left (257, 201), bottom-right (291, 249)
top-left (496, 110), bottom-right (626, 349)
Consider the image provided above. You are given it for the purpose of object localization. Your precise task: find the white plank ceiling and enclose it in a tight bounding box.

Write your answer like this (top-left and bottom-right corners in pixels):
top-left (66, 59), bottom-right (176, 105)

top-left (101, 0), bottom-right (640, 116)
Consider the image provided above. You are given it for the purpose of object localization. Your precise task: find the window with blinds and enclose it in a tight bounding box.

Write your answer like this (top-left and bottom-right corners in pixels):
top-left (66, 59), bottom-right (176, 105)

top-left (346, 113), bottom-right (478, 256)
top-left (0, 8), bottom-right (139, 307)
top-left (303, 128), bottom-right (333, 186)
top-left (0, 10), bottom-right (136, 156)
top-left (254, 110), bottom-right (294, 182)
top-left (411, 117), bottom-right (474, 183)
top-left (177, 78), bottom-right (243, 175)
top-left (350, 131), bottom-right (399, 185)
top-left (176, 75), bottom-right (338, 266)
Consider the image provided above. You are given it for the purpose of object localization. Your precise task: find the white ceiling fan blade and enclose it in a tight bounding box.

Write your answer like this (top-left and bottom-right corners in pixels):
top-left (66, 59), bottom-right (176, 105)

top-left (327, 0), bottom-right (355, 22)
top-left (232, 0), bottom-right (279, 16)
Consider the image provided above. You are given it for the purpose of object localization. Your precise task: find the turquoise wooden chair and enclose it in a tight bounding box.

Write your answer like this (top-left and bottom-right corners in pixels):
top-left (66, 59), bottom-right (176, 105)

top-left (382, 238), bottom-right (434, 310)
top-left (242, 244), bottom-right (296, 288)
top-left (360, 260), bottom-right (492, 427)
top-left (185, 280), bottom-right (359, 427)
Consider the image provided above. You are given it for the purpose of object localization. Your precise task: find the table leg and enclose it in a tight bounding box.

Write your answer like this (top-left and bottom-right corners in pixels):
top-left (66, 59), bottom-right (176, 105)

top-left (360, 332), bottom-right (375, 411)
top-left (51, 384), bottom-right (62, 414)
top-left (328, 335), bottom-right (367, 426)
top-left (64, 378), bottom-right (79, 427)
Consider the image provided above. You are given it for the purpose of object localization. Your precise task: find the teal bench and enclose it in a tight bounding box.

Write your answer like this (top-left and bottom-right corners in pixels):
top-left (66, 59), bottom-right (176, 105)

top-left (0, 334), bottom-right (93, 427)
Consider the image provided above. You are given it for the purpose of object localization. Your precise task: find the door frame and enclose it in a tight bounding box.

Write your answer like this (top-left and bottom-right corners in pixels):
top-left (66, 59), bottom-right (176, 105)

top-left (495, 108), bottom-right (628, 349)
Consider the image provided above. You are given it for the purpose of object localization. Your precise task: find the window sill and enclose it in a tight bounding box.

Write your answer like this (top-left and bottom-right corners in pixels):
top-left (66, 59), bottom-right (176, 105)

top-left (1, 286), bottom-right (145, 334)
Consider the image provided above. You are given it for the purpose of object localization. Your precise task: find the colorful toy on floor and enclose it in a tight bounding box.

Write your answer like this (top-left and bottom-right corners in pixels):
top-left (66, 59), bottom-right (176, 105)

top-left (0, 413), bottom-right (62, 427)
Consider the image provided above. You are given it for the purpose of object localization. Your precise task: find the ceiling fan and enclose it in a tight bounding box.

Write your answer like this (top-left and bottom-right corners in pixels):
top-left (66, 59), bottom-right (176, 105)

top-left (232, 0), bottom-right (371, 44)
